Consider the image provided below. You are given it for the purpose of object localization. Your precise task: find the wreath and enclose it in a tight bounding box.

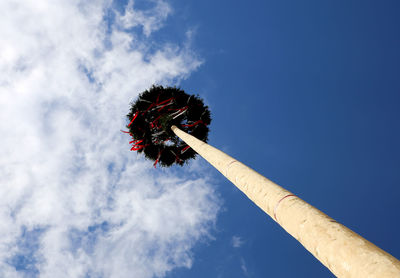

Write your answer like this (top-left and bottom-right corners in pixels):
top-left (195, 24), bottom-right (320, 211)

top-left (124, 85), bottom-right (211, 167)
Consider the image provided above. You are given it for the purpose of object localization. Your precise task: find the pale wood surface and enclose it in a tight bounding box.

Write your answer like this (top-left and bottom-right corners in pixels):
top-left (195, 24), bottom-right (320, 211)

top-left (171, 125), bottom-right (400, 278)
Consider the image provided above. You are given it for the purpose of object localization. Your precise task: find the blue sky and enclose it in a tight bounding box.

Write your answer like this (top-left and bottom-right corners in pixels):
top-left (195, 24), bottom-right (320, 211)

top-left (165, 0), bottom-right (400, 277)
top-left (1, 0), bottom-right (399, 277)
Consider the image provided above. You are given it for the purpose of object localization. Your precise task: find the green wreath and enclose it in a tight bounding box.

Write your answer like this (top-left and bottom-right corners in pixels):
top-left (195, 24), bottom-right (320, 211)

top-left (125, 85), bottom-right (211, 167)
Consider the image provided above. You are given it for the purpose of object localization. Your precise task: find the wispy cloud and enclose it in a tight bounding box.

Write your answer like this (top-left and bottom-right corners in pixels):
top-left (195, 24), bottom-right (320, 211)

top-left (0, 1), bottom-right (217, 277)
top-left (240, 257), bottom-right (250, 277)
top-left (117, 0), bottom-right (172, 36)
top-left (231, 236), bottom-right (244, 248)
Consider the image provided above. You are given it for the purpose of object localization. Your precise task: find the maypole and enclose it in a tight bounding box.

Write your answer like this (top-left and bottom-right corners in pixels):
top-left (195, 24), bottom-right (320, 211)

top-left (124, 85), bottom-right (400, 277)
top-left (171, 125), bottom-right (400, 278)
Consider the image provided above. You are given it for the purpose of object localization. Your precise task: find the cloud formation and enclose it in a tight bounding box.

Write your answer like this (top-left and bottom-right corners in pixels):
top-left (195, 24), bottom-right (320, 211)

top-left (0, 0), bottom-right (217, 277)
top-left (231, 236), bottom-right (244, 248)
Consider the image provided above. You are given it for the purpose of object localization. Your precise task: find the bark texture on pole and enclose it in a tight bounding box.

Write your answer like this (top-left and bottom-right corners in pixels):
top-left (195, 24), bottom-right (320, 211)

top-left (171, 125), bottom-right (400, 278)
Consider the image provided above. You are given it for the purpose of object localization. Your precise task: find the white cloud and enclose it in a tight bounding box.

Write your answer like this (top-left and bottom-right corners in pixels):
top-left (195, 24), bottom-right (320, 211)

top-left (240, 257), bottom-right (250, 277)
top-left (231, 236), bottom-right (244, 248)
top-left (117, 0), bottom-right (172, 36)
top-left (0, 1), bottom-right (217, 277)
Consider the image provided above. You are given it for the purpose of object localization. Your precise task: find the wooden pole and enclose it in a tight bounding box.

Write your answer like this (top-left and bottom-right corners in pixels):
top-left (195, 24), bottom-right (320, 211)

top-left (171, 125), bottom-right (400, 278)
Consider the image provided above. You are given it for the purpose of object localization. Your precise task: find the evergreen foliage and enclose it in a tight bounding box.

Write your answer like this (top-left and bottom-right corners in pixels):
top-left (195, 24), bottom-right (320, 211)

top-left (125, 85), bottom-right (211, 167)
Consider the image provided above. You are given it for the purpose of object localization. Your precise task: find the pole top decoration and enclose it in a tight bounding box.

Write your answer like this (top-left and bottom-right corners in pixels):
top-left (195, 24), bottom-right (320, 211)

top-left (123, 85), bottom-right (211, 168)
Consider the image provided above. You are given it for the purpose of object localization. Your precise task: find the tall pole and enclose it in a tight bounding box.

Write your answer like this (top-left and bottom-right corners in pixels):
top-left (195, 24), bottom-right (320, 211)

top-left (171, 125), bottom-right (400, 278)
